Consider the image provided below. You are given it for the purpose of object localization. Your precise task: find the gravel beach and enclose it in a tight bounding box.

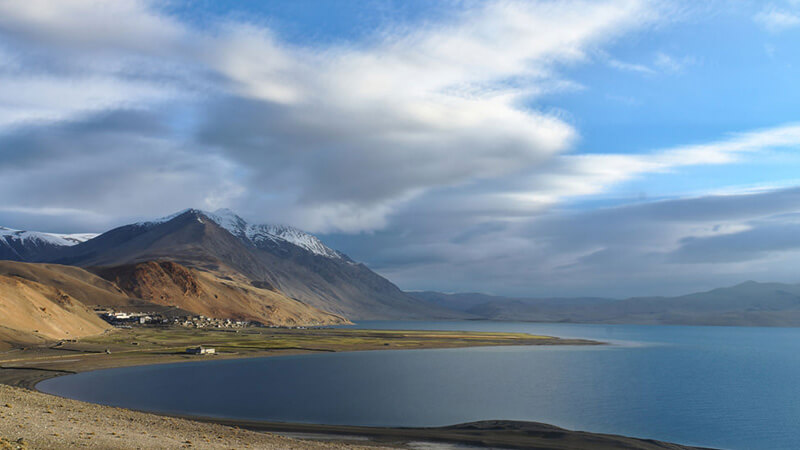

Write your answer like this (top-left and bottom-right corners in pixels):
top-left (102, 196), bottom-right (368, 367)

top-left (0, 385), bottom-right (384, 450)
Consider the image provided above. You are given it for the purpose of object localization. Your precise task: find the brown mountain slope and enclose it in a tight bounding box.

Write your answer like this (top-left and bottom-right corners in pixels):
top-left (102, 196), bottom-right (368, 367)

top-left (0, 271), bottom-right (111, 343)
top-left (0, 260), bottom-right (145, 308)
top-left (93, 261), bottom-right (349, 326)
top-left (0, 325), bottom-right (47, 350)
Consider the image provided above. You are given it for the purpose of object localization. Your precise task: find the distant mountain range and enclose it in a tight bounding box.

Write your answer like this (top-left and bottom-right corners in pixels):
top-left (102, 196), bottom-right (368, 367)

top-left (410, 282), bottom-right (800, 327)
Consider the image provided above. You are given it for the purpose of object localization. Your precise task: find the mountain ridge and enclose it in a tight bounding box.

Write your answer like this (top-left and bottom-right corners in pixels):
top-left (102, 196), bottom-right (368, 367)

top-left (1, 208), bottom-right (458, 321)
top-left (140, 208), bottom-right (344, 259)
top-left (0, 226), bottom-right (97, 262)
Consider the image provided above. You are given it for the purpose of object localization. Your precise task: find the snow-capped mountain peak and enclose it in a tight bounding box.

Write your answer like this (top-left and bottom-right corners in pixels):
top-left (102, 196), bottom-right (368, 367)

top-left (0, 226), bottom-right (97, 247)
top-left (207, 208), bottom-right (249, 237)
top-left (145, 208), bottom-right (342, 259)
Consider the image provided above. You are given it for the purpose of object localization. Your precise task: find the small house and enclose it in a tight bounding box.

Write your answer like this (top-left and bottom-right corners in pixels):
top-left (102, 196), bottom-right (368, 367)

top-left (186, 346), bottom-right (216, 355)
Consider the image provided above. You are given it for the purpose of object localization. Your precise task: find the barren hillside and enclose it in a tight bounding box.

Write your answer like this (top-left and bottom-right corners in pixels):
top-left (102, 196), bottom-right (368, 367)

top-left (94, 261), bottom-right (349, 326)
top-left (0, 271), bottom-right (110, 343)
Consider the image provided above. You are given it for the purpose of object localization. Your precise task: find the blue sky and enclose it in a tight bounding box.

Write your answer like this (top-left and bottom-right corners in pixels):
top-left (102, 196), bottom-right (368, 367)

top-left (2, 0), bottom-right (800, 297)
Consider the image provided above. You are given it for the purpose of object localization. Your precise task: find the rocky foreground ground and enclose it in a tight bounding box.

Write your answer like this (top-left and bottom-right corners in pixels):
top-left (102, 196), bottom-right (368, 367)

top-left (0, 385), bottom-right (384, 450)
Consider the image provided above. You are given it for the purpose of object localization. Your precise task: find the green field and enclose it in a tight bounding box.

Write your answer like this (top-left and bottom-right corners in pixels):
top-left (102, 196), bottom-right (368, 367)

top-left (0, 326), bottom-right (599, 388)
top-left (83, 327), bottom-right (558, 352)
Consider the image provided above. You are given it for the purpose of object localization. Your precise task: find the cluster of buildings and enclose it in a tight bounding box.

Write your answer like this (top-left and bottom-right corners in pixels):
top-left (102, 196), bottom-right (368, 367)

top-left (96, 309), bottom-right (251, 329)
top-left (174, 315), bottom-right (250, 329)
top-left (97, 311), bottom-right (167, 325)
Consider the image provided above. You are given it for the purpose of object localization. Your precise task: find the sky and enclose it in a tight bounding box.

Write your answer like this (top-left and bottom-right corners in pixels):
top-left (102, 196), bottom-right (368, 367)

top-left (2, 0), bottom-right (800, 298)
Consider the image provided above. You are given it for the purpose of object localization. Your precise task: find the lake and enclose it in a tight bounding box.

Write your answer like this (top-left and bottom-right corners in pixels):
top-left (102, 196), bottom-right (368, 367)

top-left (37, 321), bottom-right (800, 450)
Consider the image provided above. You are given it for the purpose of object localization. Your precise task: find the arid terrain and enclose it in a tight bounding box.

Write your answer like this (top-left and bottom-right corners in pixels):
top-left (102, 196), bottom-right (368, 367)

top-left (0, 383), bottom-right (384, 449)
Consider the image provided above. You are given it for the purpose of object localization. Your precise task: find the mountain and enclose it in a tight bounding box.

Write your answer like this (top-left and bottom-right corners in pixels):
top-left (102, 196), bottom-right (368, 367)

top-left (94, 260), bottom-right (346, 326)
top-left (0, 261), bottom-right (112, 347)
top-left (36, 208), bottom-right (455, 320)
top-left (410, 281), bottom-right (800, 327)
top-left (0, 226), bottom-right (96, 262)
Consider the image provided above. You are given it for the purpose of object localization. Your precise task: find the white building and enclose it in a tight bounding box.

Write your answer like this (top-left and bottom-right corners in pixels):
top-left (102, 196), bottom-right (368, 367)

top-left (186, 346), bottom-right (216, 355)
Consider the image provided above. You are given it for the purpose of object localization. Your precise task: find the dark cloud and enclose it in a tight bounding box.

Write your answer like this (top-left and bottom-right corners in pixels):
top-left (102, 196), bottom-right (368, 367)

top-left (0, 108), bottom-right (241, 231)
top-left (328, 187), bottom-right (800, 297)
top-left (669, 218), bottom-right (800, 263)
top-left (0, 109), bottom-right (168, 166)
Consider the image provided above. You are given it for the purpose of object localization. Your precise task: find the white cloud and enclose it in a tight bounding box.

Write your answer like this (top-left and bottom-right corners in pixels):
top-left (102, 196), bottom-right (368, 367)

top-left (0, 0), bottom-right (666, 233)
top-left (2, 0), bottom-right (796, 236)
top-left (603, 50), bottom-right (694, 79)
top-left (607, 58), bottom-right (656, 74)
top-left (459, 123), bottom-right (800, 220)
top-left (0, 75), bottom-right (178, 129)
top-left (755, 5), bottom-right (800, 32)
top-left (0, 0), bottom-right (187, 54)
top-left (194, 0), bottom-right (662, 232)
top-left (653, 51), bottom-right (693, 73)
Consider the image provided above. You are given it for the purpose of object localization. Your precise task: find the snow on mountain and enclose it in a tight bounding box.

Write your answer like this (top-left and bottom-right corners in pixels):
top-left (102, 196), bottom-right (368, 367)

top-left (204, 208), bottom-right (249, 237)
top-left (145, 208), bottom-right (343, 259)
top-left (246, 223), bottom-right (343, 259)
top-left (136, 208), bottom-right (196, 227)
top-left (211, 209), bottom-right (343, 259)
top-left (0, 226), bottom-right (98, 247)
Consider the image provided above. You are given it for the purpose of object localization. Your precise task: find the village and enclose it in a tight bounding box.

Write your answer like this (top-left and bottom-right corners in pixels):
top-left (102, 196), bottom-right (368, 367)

top-left (97, 310), bottom-right (252, 329)
top-left (91, 310), bottom-right (325, 356)
top-left (96, 310), bottom-right (316, 331)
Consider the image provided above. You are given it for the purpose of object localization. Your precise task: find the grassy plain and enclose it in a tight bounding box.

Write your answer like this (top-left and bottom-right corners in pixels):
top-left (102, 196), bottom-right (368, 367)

top-left (0, 326), bottom-right (598, 388)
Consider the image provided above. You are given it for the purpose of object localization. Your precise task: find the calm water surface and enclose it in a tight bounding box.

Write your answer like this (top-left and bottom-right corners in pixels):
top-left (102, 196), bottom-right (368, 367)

top-left (38, 321), bottom-right (800, 449)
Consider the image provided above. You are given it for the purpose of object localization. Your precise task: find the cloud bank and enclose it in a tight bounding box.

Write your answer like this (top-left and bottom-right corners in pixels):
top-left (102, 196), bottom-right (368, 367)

top-left (0, 0), bottom-right (660, 231)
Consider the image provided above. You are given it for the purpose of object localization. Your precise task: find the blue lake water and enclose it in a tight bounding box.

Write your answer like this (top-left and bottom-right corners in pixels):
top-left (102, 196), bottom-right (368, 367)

top-left (37, 321), bottom-right (800, 449)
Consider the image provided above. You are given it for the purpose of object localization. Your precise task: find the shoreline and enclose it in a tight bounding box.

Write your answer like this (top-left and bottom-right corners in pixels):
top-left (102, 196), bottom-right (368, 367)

top-left (172, 416), bottom-right (716, 450)
top-left (0, 382), bottom-right (713, 450)
top-left (0, 327), bottom-right (710, 449)
top-left (0, 326), bottom-right (600, 388)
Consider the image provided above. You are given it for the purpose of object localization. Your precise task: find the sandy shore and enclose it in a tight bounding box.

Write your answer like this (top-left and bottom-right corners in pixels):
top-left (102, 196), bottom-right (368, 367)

top-left (0, 384), bottom-right (386, 449)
